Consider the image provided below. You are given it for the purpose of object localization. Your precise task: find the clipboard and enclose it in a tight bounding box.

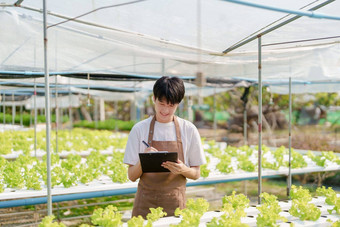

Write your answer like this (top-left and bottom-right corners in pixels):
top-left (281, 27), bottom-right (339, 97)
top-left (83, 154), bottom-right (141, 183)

top-left (139, 152), bottom-right (178, 172)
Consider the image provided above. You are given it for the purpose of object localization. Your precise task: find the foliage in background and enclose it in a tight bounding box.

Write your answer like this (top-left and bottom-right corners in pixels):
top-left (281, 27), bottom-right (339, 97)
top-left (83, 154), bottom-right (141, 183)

top-left (0, 113), bottom-right (69, 126)
top-left (74, 119), bottom-right (135, 131)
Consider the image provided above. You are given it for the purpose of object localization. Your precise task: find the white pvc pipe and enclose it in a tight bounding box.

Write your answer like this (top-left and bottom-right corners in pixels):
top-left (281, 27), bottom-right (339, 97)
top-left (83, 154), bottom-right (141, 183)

top-left (258, 36), bottom-right (262, 204)
top-left (43, 0), bottom-right (52, 216)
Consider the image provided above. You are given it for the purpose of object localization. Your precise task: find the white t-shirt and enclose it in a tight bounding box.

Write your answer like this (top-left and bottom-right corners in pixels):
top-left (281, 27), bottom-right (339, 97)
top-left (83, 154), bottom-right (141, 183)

top-left (123, 116), bottom-right (206, 167)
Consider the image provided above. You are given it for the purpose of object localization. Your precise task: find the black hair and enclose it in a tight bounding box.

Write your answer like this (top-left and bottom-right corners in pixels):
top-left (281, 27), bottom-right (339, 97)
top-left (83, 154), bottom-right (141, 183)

top-left (153, 76), bottom-right (185, 104)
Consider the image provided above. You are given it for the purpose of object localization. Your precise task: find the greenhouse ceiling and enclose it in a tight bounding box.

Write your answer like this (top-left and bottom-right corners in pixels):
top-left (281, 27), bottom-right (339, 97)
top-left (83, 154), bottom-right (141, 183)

top-left (0, 0), bottom-right (339, 83)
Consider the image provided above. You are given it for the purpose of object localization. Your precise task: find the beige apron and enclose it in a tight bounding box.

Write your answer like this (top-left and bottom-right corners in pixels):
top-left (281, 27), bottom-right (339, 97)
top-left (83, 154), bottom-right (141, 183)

top-left (132, 116), bottom-right (186, 218)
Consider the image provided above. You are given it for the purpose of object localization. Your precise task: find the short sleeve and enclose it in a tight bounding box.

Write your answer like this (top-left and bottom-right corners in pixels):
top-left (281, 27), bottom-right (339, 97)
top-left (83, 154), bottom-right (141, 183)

top-left (187, 125), bottom-right (206, 167)
top-left (123, 126), bottom-right (140, 165)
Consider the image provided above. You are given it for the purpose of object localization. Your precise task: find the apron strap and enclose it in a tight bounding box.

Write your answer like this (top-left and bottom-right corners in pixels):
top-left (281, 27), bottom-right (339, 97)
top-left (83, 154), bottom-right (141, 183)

top-left (147, 115), bottom-right (184, 162)
top-left (173, 116), bottom-right (182, 143)
top-left (147, 116), bottom-right (156, 147)
top-left (173, 116), bottom-right (184, 162)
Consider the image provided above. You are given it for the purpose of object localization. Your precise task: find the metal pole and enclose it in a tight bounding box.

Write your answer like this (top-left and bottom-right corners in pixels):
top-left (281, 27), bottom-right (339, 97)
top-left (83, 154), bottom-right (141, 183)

top-left (243, 106), bottom-right (247, 146)
top-left (188, 96), bottom-right (193, 122)
top-left (130, 82), bottom-right (136, 121)
top-left (43, 0), bottom-right (52, 216)
top-left (287, 77), bottom-right (292, 197)
top-left (34, 38), bottom-right (37, 156)
top-left (55, 31), bottom-right (59, 154)
top-left (2, 92), bottom-right (5, 125)
top-left (12, 93), bottom-right (15, 125)
top-left (114, 101), bottom-right (118, 132)
top-left (213, 87), bottom-right (217, 140)
top-left (20, 105), bottom-right (23, 126)
top-left (34, 78), bottom-right (37, 157)
top-left (69, 78), bottom-right (73, 131)
top-left (223, 0), bottom-right (335, 54)
top-left (257, 35), bottom-right (262, 204)
top-left (55, 75), bottom-right (59, 154)
top-left (94, 98), bottom-right (98, 129)
top-left (30, 109), bottom-right (32, 126)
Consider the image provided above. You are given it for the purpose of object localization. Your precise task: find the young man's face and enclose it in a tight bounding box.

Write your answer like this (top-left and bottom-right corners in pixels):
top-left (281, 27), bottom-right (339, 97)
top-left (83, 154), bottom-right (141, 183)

top-left (154, 98), bottom-right (179, 123)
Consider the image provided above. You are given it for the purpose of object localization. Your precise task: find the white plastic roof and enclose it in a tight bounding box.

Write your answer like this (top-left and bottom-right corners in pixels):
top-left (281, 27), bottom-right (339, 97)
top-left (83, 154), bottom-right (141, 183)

top-left (0, 0), bottom-right (340, 85)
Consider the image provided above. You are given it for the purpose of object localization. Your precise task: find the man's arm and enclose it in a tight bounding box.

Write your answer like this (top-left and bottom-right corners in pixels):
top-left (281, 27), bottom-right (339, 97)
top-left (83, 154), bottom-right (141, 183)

top-left (128, 162), bottom-right (142, 182)
top-left (127, 146), bottom-right (158, 182)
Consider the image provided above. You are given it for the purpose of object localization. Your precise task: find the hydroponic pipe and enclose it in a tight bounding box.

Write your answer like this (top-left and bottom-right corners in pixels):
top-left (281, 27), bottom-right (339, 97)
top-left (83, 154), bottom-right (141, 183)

top-left (0, 188), bottom-right (138, 209)
top-left (0, 175), bottom-right (287, 209)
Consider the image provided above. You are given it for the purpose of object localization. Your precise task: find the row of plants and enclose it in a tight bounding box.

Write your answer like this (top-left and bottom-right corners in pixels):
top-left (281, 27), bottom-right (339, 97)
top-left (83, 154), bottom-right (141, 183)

top-left (38, 185), bottom-right (340, 227)
top-left (1, 132), bottom-right (340, 192)
top-left (0, 113), bottom-right (69, 126)
top-left (0, 151), bottom-right (128, 193)
top-left (0, 128), bottom-right (128, 155)
top-left (204, 140), bottom-right (340, 176)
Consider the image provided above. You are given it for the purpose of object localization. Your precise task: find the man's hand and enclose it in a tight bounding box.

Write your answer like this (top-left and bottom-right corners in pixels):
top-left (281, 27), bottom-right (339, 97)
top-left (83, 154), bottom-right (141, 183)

top-left (161, 159), bottom-right (186, 174)
top-left (144, 147), bottom-right (158, 153)
top-left (161, 160), bottom-right (200, 180)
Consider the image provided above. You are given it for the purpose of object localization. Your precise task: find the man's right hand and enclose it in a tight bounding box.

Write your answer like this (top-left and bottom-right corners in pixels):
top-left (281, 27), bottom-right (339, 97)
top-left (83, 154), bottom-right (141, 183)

top-left (144, 147), bottom-right (158, 153)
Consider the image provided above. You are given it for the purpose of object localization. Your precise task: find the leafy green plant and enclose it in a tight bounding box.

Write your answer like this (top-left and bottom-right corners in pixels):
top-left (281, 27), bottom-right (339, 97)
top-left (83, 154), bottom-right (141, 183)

top-left (291, 149), bottom-right (307, 168)
top-left (327, 219), bottom-right (340, 227)
top-left (207, 203), bottom-right (249, 227)
top-left (207, 191), bottom-right (249, 227)
top-left (262, 157), bottom-right (280, 170)
top-left (273, 146), bottom-right (288, 167)
top-left (289, 185), bottom-right (321, 221)
top-left (222, 191), bottom-right (249, 211)
top-left (289, 199), bottom-right (321, 221)
top-left (38, 215), bottom-right (66, 227)
top-left (256, 192), bottom-right (287, 227)
top-left (216, 154), bottom-right (233, 174)
top-left (316, 186), bottom-right (337, 205)
top-left (91, 205), bottom-right (122, 227)
top-left (327, 197), bottom-right (340, 215)
top-left (127, 215), bottom-right (145, 227)
top-left (237, 154), bottom-right (256, 172)
top-left (146, 207), bottom-right (167, 227)
top-left (172, 198), bottom-right (209, 227)
top-left (307, 150), bottom-right (326, 167)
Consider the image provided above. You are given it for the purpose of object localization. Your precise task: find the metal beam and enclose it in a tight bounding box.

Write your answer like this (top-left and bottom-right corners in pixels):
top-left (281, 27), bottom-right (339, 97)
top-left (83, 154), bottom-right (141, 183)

top-left (223, 0), bottom-right (335, 54)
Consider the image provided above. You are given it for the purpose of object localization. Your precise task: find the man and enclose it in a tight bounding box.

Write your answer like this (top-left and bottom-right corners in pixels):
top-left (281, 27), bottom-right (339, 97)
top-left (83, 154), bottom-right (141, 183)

top-left (123, 76), bottom-right (206, 218)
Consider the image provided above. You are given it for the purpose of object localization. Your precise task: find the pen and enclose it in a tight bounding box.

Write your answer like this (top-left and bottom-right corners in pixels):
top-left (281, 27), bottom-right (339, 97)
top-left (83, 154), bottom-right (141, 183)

top-left (142, 140), bottom-right (150, 148)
